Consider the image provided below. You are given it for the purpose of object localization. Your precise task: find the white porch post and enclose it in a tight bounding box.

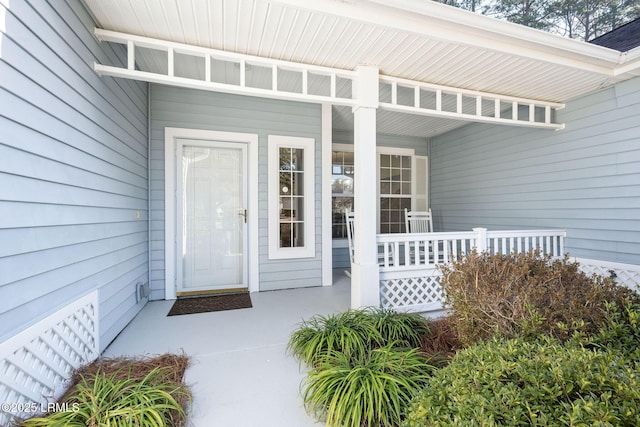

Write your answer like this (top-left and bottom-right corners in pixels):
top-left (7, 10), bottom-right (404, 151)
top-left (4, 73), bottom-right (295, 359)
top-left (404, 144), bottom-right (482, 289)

top-left (351, 66), bottom-right (380, 309)
top-left (473, 227), bottom-right (488, 252)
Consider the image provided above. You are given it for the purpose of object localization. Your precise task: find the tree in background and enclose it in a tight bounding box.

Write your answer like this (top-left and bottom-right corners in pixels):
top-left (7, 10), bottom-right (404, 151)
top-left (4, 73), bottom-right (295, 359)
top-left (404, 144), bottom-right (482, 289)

top-left (486, 0), bottom-right (555, 30)
top-left (433, 0), bottom-right (640, 41)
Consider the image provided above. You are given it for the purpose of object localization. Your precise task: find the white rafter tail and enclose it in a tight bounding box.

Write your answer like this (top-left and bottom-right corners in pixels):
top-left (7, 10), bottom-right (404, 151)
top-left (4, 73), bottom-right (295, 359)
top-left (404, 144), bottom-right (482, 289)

top-left (94, 28), bottom-right (357, 106)
top-left (302, 69), bottom-right (308, 95)
top-left (529, 103), bottom-right (535, 122)
top-left (127, 40), bottom-right (134, 70)
top-left (271, 63), bottom-right (277, 91)
top-left (380, 102), bottom-right (565, 129)
top-left (205, 55), bottom-right (211, 82)
top-left (545, 105), bottom-right (551, 124)
top-left (168, 47), bottom-right (174, 77)
top-left (94, 28), bottom-right (565, 130)
top-left (380, 76), bottom-right (564, 129)
top-left (377, 75), bottom-right (564, 129)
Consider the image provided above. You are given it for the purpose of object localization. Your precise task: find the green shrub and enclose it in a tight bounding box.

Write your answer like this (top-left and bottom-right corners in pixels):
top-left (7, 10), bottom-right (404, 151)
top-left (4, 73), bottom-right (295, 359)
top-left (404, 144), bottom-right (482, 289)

top-left (304, 344), bottom-right (434, 427)
top-left (287, 308), bottom-right (429, 366)
top-left (440, 250), bottom-right (639, 345)
top-left (404, 336), bottom-right (640, 427)
top-left (585, 301), bottom-right (640, 355)
top-left (21, 366), bottom-right (190, 427)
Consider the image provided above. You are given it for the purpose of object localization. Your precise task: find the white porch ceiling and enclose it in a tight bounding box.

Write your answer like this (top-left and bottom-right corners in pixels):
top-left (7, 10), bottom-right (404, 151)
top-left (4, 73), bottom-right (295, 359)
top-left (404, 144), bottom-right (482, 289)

top-left (83, 0), bottom-right (640, 138)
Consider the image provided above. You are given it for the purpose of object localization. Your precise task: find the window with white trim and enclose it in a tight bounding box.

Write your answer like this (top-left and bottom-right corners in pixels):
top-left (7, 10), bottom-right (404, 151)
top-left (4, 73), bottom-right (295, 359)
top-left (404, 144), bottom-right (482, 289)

top-left (268, 135), bottom-right (315, 259)
top-left (330, 144), bottom-right (428, 240)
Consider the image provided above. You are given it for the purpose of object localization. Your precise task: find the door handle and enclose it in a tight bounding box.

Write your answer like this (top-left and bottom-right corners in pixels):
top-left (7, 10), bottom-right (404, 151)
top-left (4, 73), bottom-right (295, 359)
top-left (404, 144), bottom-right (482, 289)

top-left (239, 209), bottom-right (247, 223)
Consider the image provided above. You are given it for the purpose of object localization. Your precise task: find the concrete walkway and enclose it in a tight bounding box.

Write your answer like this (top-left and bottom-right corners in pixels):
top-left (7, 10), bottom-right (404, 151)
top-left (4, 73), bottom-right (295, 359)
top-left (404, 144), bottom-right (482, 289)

top-left (104, 270), bottom-right (351, 426)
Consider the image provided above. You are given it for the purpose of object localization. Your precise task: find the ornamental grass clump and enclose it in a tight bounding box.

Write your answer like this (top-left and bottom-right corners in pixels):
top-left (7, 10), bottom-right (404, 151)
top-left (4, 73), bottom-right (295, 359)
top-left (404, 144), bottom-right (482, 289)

top-left (304, 345), bottom-right (433, 427)
top-left (287, 309), bottom-right (378, 366)
top-left (20, 354), bottom-right (190, 427)
top-left (289, 308), bottom-right (435, 426)
top-left (440, 250), bottom-right (640, 346)
top-left (287, 307), bottom-right (429, 366)
top-left (368, 308), bottom-right (430, 348)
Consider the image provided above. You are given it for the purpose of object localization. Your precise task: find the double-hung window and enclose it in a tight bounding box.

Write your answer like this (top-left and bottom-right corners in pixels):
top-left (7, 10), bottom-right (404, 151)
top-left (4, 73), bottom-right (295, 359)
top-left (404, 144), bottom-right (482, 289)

top-left (379, 151), bottom-right (412, 233)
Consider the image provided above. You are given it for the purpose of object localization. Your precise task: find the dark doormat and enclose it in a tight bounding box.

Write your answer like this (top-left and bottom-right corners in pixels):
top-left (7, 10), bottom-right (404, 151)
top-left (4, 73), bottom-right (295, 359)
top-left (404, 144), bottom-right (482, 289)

top-left (167, 292), bottom-right (252, 316)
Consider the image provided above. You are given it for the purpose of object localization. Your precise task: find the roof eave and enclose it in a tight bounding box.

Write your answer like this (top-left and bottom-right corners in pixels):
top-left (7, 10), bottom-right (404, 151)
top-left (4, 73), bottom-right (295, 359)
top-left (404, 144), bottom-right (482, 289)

top-left (272, 0), bottom-right (624, 75)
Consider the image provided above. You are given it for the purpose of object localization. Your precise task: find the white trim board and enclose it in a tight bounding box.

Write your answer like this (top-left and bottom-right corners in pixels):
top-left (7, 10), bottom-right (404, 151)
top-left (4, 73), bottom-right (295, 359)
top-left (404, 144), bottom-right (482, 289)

top-left (164, 128), bottom-right (259, 297)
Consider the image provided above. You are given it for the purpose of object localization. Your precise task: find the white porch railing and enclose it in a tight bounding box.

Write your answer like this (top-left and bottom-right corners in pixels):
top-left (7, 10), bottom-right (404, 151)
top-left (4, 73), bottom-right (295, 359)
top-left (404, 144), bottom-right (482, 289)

top-left (378, 228), bottom-right (567, 312)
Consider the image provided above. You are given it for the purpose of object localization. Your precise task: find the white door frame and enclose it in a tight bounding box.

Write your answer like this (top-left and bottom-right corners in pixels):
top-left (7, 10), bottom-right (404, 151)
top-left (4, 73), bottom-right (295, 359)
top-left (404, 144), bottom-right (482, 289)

top-left (165, 128), bottom-right (259, 299)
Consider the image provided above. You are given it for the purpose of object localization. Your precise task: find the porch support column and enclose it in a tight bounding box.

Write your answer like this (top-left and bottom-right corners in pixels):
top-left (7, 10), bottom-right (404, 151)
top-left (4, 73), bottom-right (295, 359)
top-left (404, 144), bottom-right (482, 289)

top-left (351, 65), bottom-right (380, 309)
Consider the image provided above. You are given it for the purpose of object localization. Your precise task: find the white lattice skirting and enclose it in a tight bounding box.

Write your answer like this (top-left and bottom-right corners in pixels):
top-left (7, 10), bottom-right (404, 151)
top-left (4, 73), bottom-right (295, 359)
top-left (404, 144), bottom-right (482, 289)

top-left (0, 291), bottom-right (99, 426)
top-left (380, 268), bottom-right (446, 313)
top-left (575, 258), bottom-right (640, 292)
top-left (380, 258), bottom-right (640, 314)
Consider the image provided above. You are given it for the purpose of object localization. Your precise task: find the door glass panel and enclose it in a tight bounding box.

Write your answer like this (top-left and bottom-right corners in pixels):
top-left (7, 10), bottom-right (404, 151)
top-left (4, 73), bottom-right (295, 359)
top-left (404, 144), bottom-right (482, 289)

top-left (182, 145), bottom-right (243, 290)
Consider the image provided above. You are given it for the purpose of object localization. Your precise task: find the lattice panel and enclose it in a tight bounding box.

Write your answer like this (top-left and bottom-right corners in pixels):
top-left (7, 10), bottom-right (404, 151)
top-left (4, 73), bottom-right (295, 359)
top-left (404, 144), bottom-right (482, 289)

top-left (0, 291), bottom-right (99, 425)
top-left (380, 272), bottom-right (445, 311)
top-left (576, 258), bottom-right (640, 292)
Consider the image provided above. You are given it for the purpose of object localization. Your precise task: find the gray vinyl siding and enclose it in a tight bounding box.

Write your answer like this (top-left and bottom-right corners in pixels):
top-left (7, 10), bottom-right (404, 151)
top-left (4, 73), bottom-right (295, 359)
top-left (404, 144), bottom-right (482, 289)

top-left (0, 0), bottom-right (149, 350)
top-left (430, 76), bottom-right (640, 264)
top-left (149, 85), bottom-right (323, 294)
top-left (331, 130), bottom-right (429, 268)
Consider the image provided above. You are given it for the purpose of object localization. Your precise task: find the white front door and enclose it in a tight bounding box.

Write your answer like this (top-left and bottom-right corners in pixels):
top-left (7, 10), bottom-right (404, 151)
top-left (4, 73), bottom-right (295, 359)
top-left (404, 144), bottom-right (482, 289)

top-left (176, 139), bottom-right (247, 295)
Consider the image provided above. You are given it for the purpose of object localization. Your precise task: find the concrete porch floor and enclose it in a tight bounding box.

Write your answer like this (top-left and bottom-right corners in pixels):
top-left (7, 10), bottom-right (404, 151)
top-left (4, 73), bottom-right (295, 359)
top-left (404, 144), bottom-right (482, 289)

top-left (104, 270), bottom-right (351, 426)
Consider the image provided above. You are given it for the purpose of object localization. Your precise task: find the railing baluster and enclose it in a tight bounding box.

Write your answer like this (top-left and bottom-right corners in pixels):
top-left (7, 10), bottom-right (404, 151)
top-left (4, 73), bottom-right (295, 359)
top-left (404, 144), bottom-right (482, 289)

top-left (384, 243), bottom-right (390, 267)
top-left (404, 240), bottom-right (411, 266)
top-left (394, 242), bottom-right (400, 267)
